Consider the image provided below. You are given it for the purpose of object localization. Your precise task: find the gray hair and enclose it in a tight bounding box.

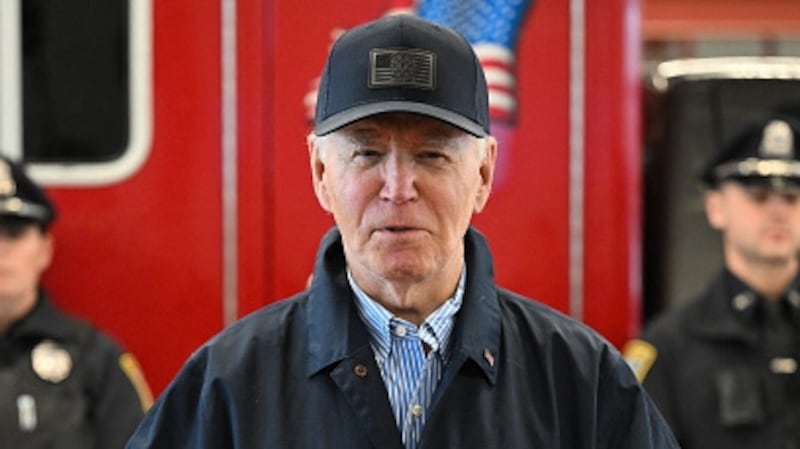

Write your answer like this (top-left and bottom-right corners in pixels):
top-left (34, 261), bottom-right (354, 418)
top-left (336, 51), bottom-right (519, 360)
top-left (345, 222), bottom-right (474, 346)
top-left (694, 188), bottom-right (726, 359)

top-left (310, 132), bottom-right (490, 161)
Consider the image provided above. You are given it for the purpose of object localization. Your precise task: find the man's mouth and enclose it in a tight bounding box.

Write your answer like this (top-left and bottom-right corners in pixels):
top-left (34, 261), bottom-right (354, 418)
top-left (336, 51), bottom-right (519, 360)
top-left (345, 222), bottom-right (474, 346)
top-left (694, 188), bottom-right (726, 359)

top-left (383, 226), bottom-right (413, 232)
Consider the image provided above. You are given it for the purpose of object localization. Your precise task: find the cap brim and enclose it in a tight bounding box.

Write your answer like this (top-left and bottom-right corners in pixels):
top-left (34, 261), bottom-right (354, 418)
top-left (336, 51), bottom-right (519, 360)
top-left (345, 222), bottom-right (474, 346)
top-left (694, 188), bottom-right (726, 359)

top-left (0, 198), bottom-right (51, 222)
top-left (314, 101), bottom-right (487, 137)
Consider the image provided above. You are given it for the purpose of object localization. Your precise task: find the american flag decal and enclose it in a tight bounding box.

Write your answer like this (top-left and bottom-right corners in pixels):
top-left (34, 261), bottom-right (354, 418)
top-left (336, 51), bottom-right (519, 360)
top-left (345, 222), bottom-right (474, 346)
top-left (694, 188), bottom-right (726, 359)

top-left (369, 48), bottom-right (436, 90)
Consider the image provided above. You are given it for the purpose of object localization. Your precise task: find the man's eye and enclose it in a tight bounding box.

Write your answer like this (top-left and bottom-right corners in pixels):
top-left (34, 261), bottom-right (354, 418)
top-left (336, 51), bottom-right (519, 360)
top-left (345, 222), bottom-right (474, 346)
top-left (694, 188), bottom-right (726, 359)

top-left (419, 152), bottom-right (447, 161)
top-left (748, 188), bottom-right (770, 203)
top-left (353, 149), bottom-right (381, 159)
top-left (782, 193), bottom-right (800, 204)
top-left (744, 185), bottom-right (800, 204)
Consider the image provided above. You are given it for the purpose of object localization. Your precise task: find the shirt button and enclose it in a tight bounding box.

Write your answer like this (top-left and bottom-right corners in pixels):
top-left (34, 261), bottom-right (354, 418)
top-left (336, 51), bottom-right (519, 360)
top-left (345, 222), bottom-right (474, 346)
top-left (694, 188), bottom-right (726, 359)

top-left (411, 404), bottom-right (423, 417)
top-left (394, 326), bottom-right (408, 337)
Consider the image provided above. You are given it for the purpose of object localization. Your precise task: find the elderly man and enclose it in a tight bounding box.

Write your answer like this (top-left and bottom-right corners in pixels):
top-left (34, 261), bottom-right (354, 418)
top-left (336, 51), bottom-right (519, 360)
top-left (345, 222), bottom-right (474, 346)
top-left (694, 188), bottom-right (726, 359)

top-left (126, 15), bottom-right (678, 449)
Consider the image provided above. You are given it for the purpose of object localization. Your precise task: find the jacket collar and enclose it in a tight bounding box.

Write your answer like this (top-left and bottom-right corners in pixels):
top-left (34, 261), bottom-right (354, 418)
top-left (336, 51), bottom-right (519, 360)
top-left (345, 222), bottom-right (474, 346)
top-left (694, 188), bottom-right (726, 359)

top-left (306, 226), bottom-right (501, 385)
top-left (687, 269), bottom-right (800, 344)
top-left (8, 290), bottom-right (77, 340)
top-left (306, 227), bottom-right (371, 376)
top-left (448, 227), bottom-right (500, 385)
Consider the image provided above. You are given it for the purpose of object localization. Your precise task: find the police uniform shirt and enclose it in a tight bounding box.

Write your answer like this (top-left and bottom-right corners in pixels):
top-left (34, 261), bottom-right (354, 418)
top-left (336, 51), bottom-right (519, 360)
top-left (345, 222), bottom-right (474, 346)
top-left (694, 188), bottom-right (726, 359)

top-left (625, 269), bottom-right (800, 449)
top-left (0, 291), bottom-right (151, 449)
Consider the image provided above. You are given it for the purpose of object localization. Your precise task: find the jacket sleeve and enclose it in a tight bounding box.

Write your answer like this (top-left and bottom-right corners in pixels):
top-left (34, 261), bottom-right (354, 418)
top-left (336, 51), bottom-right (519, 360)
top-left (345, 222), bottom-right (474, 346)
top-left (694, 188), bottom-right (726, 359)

top-left (622, 309), bottom-right (685, 443)
top-left (125, 348), bottom-right (234, 449)
top-left (596, 348), bottom-right (681, 449)
top-left (83, 331), bottom-right (152, 449)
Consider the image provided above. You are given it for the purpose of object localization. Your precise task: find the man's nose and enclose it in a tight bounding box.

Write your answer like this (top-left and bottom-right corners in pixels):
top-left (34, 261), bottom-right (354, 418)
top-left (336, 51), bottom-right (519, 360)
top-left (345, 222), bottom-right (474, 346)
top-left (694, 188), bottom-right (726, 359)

top-left (380, 156), bottom-right (418, 204)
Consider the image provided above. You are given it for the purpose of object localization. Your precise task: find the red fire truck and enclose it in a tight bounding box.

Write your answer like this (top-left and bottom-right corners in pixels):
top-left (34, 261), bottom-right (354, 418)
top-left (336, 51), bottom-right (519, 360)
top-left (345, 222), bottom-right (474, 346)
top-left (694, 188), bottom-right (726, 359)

top-left (3, 0), bottom-right (798, 395)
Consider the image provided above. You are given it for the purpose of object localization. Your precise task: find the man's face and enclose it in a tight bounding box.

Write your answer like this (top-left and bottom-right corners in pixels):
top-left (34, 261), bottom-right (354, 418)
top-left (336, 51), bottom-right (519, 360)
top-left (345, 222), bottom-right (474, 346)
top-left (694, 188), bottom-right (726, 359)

top-left (0, 224), bottom-right (52, 306)
top-left (706, 180), bottom-right (800, 266)
top-left (309, 112), bottom-right (496, 287)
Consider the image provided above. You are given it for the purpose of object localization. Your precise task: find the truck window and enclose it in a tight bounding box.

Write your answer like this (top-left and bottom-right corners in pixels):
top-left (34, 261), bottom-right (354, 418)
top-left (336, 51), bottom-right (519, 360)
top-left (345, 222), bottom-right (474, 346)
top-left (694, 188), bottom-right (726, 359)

top-left (0, 0), bottom-right (151, 186)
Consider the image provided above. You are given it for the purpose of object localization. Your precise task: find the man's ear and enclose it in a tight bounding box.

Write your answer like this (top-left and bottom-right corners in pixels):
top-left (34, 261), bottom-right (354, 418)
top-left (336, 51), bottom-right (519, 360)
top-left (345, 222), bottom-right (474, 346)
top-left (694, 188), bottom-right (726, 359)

top-left (38, 231), bottom-right (54, 273)
top-left (308, 134), bottom-right (332, 212)
top-left (474, 136), bottom-right (498, 213)
top-left (705, 189), bottom-right (725, 230)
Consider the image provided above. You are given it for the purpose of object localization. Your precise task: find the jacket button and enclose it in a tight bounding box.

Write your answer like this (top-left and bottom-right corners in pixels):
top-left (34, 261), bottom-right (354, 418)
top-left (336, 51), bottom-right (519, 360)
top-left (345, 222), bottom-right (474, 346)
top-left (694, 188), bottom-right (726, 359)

top-left (788, 291), bottom-right (800, 308)
top-left (732, 293), bottom-right (753, 311)
top-left (354, 364), bottom-right (368, 377)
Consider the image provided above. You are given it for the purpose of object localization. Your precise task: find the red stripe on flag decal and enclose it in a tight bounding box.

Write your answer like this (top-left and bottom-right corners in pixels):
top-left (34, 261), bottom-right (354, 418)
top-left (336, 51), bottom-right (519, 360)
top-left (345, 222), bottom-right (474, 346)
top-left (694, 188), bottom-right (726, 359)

top-left (475, 43), bottom-right (517, 123)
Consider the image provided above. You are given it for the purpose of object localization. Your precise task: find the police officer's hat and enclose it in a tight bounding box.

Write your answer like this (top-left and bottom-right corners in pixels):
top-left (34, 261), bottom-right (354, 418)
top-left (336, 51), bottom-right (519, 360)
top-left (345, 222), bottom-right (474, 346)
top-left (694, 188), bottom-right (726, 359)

top-left (0, 155), bottom-right (56, 228)
top-left (700, 113), bottom-right (800, 189)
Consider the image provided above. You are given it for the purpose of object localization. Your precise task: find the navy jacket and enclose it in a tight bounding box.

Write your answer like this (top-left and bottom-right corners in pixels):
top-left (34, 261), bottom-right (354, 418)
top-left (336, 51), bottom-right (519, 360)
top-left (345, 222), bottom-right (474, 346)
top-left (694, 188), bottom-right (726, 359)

top-left (127, 227), bottom-right (678, 448)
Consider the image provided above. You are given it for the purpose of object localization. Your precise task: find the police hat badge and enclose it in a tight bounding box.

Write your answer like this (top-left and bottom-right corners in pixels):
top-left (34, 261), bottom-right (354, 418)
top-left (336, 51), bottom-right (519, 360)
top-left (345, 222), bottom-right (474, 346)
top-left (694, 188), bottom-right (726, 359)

top-left (0, 156), bottom-right (55, 225)
top-left (701, 114), bottom-right (800, 187)
top-left (31, 340), bottom-right (73, 383)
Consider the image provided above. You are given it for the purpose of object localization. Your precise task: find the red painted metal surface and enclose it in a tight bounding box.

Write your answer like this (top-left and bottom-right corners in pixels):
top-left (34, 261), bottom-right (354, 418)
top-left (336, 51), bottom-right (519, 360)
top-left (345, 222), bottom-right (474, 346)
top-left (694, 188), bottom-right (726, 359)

top-left (39, 0), bottom-right (645, 397)
top-left (583, 0), bottom-right (643, 345)
top-left (267, 0), bottom-right (574, 315)
top-left (43, 0), bottom-right (225, 393)
top-left (644, 0), bottom-right (800, 38)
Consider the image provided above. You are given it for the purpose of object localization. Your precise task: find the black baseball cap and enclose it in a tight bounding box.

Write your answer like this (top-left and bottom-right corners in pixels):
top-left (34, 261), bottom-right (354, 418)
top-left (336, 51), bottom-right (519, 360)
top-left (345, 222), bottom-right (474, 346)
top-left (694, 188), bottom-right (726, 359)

top-left (700, 113), bottom-right (800, 189)
top-left (0, 155), bottom-right (56, 228)
top-left (313, 14), bottom-right (490, 137)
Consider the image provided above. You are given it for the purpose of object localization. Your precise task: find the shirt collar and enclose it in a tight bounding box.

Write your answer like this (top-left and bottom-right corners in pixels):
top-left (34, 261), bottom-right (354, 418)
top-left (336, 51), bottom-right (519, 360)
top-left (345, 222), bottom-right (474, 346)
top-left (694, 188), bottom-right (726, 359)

top-left (306, 227), bottom-right (501, 384)
top-left (350, 264), bottom-right (465, 363)
top-left (723, 268), bottom-right (800, 324)
top-left (7, 290), bottom-right (77, 340)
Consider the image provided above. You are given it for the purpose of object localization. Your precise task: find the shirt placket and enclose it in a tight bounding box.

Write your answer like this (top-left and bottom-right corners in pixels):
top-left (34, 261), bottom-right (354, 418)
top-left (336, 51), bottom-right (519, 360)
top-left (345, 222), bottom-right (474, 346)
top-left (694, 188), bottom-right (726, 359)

top-left (390, 321), bottom-right (428, 449)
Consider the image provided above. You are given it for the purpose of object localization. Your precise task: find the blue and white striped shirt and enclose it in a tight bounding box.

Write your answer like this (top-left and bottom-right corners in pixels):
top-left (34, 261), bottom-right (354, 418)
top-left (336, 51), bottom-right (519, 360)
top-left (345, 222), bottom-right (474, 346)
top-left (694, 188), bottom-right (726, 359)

top-left (349, 266), bottom-right (465, 449)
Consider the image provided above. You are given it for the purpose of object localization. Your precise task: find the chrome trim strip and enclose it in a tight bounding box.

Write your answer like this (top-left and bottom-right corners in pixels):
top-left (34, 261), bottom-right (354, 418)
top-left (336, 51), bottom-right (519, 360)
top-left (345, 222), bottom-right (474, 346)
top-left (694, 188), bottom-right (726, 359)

top-left (221, 0), bottom-right (238, 326)
top-left (0, 0), bottom-right (23, 161)
top-left (569, 0), bottom-right (585, 321)
top-left (653, 57), bottom-right (800, 92)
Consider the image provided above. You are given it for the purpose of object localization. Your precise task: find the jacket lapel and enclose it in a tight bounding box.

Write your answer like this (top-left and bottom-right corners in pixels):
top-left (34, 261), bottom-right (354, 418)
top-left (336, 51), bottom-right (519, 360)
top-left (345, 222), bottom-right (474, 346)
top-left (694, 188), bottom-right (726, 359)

top-left (306, 228), bottom-right (404, 449)
top-left (330, 346), bottom-right (404, 449)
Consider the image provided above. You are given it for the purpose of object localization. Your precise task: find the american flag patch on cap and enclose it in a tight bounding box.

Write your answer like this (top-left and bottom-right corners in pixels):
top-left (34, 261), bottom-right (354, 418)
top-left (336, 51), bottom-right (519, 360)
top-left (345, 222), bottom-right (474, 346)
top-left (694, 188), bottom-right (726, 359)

top-left (369, 48), bottom-right (436, 90)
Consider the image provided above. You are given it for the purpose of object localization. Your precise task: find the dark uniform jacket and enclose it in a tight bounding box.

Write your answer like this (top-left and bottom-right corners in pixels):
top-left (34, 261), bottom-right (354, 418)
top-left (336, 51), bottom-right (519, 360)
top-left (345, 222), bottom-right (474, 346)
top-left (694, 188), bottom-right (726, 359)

top-left (127, 227), bottom-right (678, 449)
top-left (634, 269), bottom-right (800, 449)
top-left (0, 291), bottom-right (149, 449)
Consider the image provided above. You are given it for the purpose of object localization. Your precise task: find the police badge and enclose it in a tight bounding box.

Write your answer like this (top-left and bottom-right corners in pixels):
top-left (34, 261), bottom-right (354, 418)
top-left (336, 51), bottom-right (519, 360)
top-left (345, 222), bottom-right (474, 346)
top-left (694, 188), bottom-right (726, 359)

top-left (31, 339), bottom-right (73, 383)
top-left (759, 119), bottom-right (794, 159)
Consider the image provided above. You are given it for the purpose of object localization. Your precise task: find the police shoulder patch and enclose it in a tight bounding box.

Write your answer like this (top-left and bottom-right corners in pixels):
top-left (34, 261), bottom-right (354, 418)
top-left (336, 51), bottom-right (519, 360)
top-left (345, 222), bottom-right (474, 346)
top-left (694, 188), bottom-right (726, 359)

top-left (622, 339), bottom-right (658, 383)
top-left (119, 353), bottom-right (154, 411)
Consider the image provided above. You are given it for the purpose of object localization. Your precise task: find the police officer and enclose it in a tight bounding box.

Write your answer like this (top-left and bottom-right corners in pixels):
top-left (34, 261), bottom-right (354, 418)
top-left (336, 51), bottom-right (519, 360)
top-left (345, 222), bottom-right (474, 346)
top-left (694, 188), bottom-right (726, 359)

top-left (625, 113), bottom-right (800, 449)
top-left (0, 156), bottom-right (152, 448)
